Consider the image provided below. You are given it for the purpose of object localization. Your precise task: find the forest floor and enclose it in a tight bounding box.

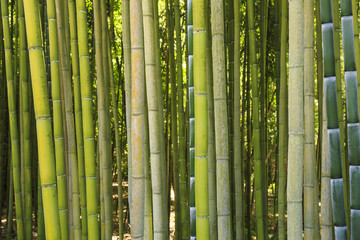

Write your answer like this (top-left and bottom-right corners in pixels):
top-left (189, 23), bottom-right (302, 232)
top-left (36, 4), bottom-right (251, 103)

top-left (0, 179), bottom-right (278, 239)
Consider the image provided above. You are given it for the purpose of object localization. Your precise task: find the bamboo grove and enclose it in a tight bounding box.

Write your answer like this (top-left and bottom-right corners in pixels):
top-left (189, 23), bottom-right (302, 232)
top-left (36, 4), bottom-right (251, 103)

top-left (1, 0), bottom-right (360, 239)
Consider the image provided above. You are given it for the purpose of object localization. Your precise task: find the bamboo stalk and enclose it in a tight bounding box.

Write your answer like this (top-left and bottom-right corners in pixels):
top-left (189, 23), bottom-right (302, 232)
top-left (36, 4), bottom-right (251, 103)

top-left (320, 0), bottom-right (348, 238)
top-left (75, 0), bottom-right (100, 238)
top-left (23, 0), bottom-right (62, 238)
top-left (193, 0), bottom-right (210, 236)
top-left (1, 0), bottom-right (25, 237)
top-left (287, 0), bottom-right (304, 239)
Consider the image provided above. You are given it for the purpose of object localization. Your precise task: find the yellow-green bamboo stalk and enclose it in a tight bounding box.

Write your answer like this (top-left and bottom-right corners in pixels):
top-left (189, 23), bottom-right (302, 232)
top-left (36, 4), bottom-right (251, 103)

top-left (23, 0), bottom-right (62, 239)
top-left (18, 0), bottom-right (32, 238)
top-left (210, 0), bottom-right (232, 238)
top-left (37, 167), bottom-right (45, 240)
top-left (68, 0), bottom-right (88, 237)
top-left (46, 0), bottom-right (69, 238)
top-left (75, 0), bottom-right (100, 238)
top-left (193, 0), bottom-right (210, 237)
top-left (1, 0), bottom-right (25, 238)
top-left (130, 0), bottom-right (146, 238)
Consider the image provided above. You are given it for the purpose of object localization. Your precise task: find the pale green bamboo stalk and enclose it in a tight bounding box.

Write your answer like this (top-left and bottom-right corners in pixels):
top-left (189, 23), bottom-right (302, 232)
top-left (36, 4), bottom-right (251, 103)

top-left (18, 0), bottom-right (32, 237)
top-left (143, 97), bottom-right (153, 240)
top-left (23, 0), bottom-right (62, 238)
top-left (288, 0), bottom-right (304, 239)
top-left (75, 0), bottom-right (100, 238)
top-left (1, 0), bottom-right (25, 238)
top-left (130, 0), bottom-right (146, 238)
top-left (278, 0), bottom-right (287, 238)
top-left (68, 0), bottom-right (88, 238)
top-left (193, 0), bottom-right (210, 237)
top-left (142, 0), bottom-right (166, 237)
top-left (233, 0), bottom-right (243, 238)
top-left (304, 0), bottom-right (318, 239)
top-left (210, 0), bottom-right (231, 238)
top-left (318, 2), bottom-right (332, 235)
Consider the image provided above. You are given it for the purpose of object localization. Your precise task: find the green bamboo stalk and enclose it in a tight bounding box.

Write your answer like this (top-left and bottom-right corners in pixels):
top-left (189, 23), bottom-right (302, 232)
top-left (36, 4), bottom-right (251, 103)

top-left (205, 0), bottom-right (216, 237)
top-left (108, 22), bottom-right (124, 240)
top-left (143, 94), bottom-right (153, 240)
top-left (166, 0), bottom-right (180, 236)
top-left (277, 0), bottom-right (287, 238)
top-left (130, 0), bottom-right (146, 237)
top-left (92, 0), bottom-right (107, 237)
top-left (320, 0), bottom-right (347, 238)
top-left (23, 0), bottom-right (62, 239)
top-left (1, 0), bottom-right (25, 238)
top-left (46, 0), bottom-right (69, 238)
top-left (233, 0), bottom-right (243, 238)
top-left (187, 0), bottom-right (196, 237)
top-left (99, 0), bottom-right (113, 237)
top-left (304, 0), bottom-right (319, 239)
top-left (122, 0), bottom-right (132, 221)
top-left (193, 0), bottom-right (210, 236)
top-left (142, 0), bottom-right (166, 237)
top-left (7, 154), bottom-right (14, 240)
top-left (68, 0), bottom-right (88, 237)
top-left (210, 0), bottom-right (232, 238)
top-left (54, 0), bottom-right (82, 238)
top-left (260, 1), bottom-right (269, 196)
top-left (340, 1), bottom-right (360, 239)
top-left (75, 0), bottom-right (100, 238)
top-left (331, 0), bottom-right (351, 234)
top-left (226, 0), bottom-right (235, 224)
top-left (174, 0), bottom-right (187, 237)
top-left (18, 0), bottom-right (32, 237)
top-left (352, 0), bottom-right (360, 120)
top-left (247, 0), bottom-right (266, 238)
top-left (153, 0), bottom-right (168, 234)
